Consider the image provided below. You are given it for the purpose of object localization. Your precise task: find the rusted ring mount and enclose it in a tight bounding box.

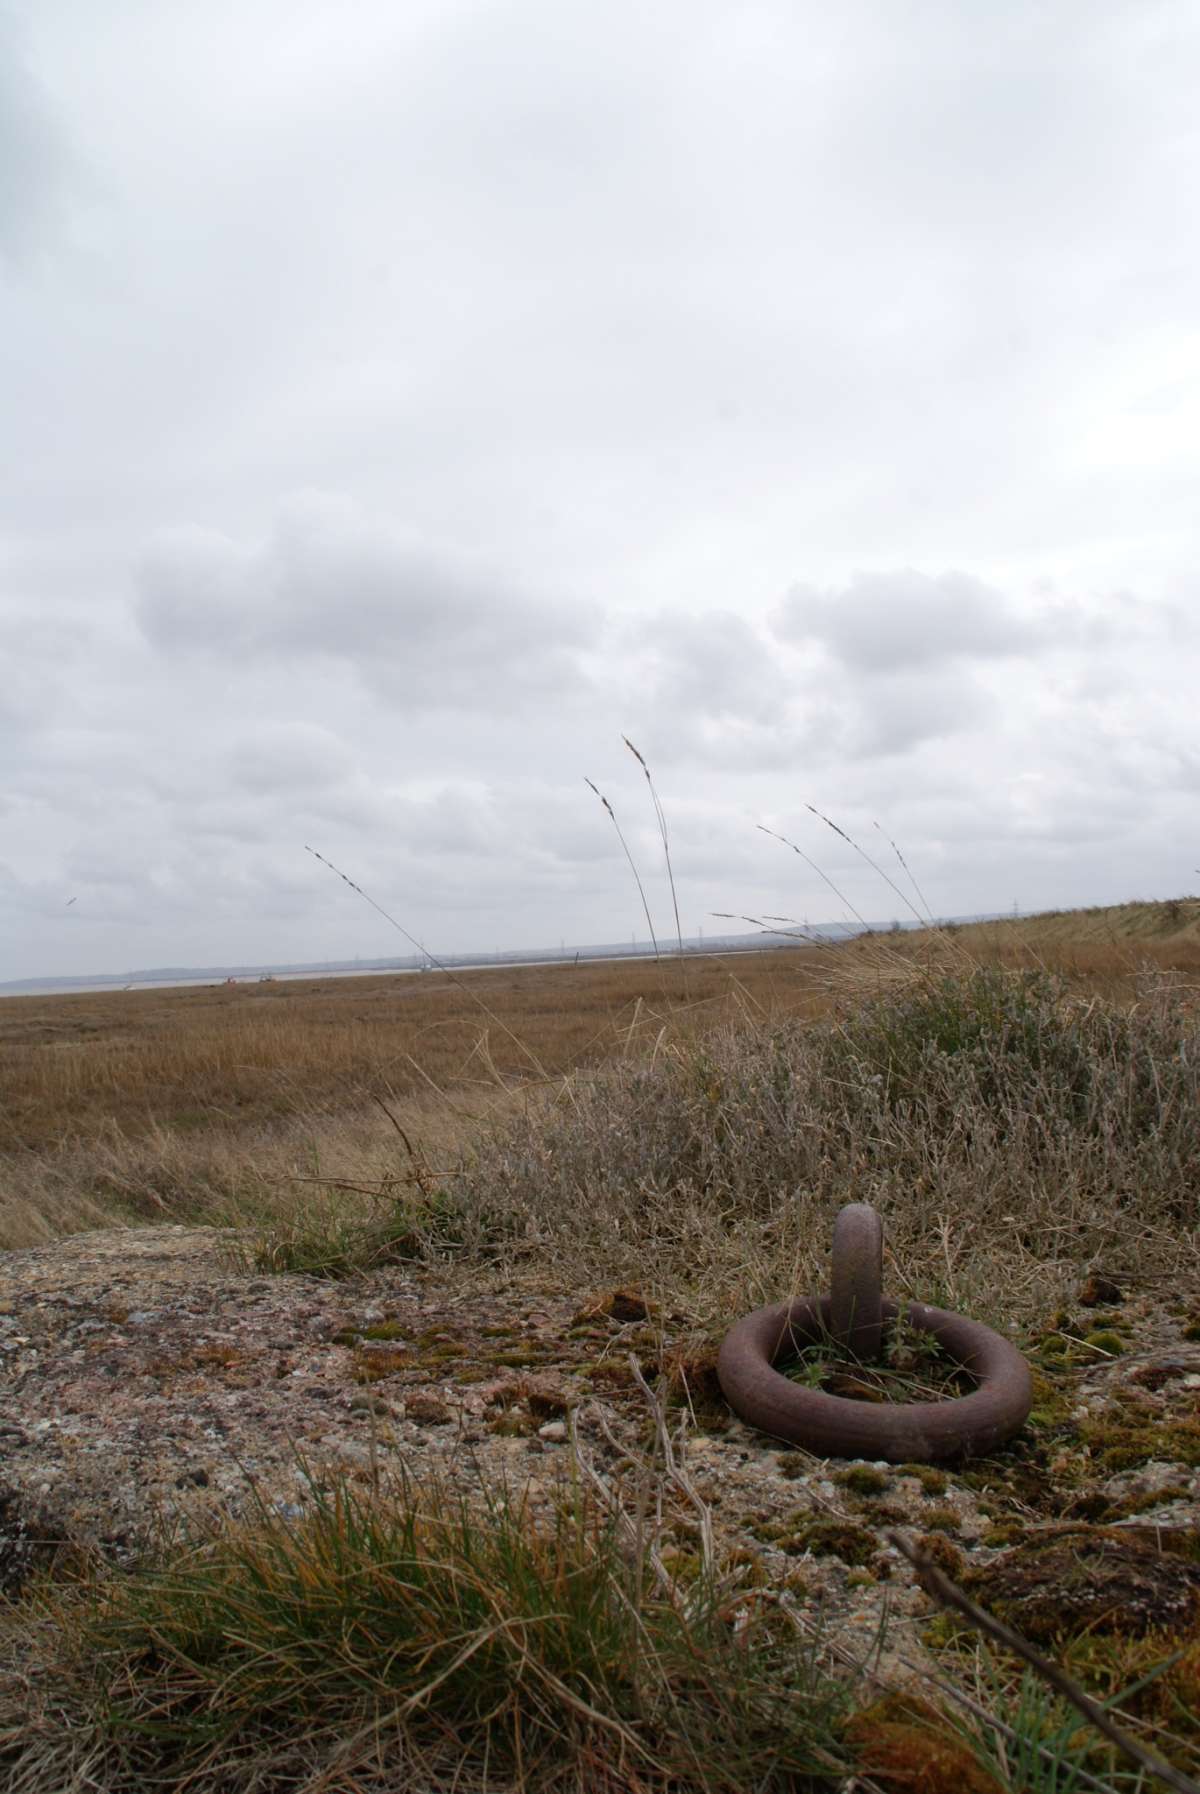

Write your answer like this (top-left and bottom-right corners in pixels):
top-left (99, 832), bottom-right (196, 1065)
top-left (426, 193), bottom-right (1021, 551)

top-left (717, 1202), bottom-right (1032, 1463)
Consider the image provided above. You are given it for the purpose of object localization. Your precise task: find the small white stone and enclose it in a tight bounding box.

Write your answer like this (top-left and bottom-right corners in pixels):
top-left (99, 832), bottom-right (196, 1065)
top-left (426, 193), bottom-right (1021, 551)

top-left (538, 1421), bottom-right (568, 1443)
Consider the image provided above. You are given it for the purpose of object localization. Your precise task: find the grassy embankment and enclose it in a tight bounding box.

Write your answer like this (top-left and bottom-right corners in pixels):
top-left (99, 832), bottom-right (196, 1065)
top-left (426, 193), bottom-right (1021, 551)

top-left (3, 898), bottom-right (1200, 1792)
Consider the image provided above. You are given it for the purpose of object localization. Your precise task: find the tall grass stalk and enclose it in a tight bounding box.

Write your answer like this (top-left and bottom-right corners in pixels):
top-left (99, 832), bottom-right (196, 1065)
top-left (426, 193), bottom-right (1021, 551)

top-left (756, 821), bottom-right (877, 936)
top-left (306, 845), bottom-right (549, 1083)
top-left (623, 737), bottom-right (688, 984)
top-left (585, 777), bottom-right (661, 961)
top-left (803, 802), bottom-right (933, 931)
top-left (874, 818), bottom-right (936, 924)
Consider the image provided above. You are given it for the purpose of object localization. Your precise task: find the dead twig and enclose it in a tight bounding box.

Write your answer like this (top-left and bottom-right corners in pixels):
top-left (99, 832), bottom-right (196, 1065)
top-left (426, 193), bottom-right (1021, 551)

top-left (888, 1530), bottom-right (1200, 1794)
top-left (892, 1651), bottom-right (1150, 1794)
top-left (565, 1407), bottom-right (676, 1600)
top-left (628, 1355), bottom-right (714, 1581)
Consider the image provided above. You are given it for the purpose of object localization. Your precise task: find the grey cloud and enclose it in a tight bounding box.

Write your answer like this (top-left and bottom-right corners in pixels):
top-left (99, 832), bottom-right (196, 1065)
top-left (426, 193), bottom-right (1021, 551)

top-left (179, 802), bottom-right (282, 846)
top-left (604, 607), bottom-right (833, 773)
top-left (8, 0), bottom-right (1200, 982)
top-left (1066, 589), bottom-right (1194, 647)
top-left (773, 570), bottom-right (1036, 671)
top-left (848, 669), bottom-right (992, 757)
top-left (135, 495), bottom-right (592, 706)
top-left (0, 14), bottom-right (67, 267)
top-left (229, 723), bottom-right (353, 794)
top-left (327, 781), bottom-right (622, 873)
top-left (616, 599), bottom-right (988, 770)
top-left (636, 609), bottom-right (792, 720)
top-left (628, 707), bottom-right (838, 776)
top-left (0, 602), bottom-right (109, 729)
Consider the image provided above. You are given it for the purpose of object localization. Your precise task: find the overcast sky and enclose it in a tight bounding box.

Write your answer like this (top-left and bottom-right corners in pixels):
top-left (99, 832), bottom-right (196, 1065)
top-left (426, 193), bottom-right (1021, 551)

top-left (3, 0), bottom-right (1199, 980)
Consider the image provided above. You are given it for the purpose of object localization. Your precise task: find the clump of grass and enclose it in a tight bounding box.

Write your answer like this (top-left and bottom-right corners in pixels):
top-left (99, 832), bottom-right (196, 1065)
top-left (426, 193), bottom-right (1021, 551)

top-left (250, 1180), bottom-right (521, 1277)
top-left (943, 1660), bottom-right (1114, 1794)
top-left (5, 1473), bottom-right (852, 1794)
top-left (371, 965), bottom-right (1200, 1333)
top-left (0, 1090), bottom-right (475, 1250)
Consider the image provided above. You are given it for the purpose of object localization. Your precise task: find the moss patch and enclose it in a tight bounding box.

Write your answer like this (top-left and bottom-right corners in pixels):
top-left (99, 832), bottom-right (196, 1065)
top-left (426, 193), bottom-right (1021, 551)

top-left (845, 1694), bottom-right (1005, 1794)
top-left (1083, 1329), bottom-right (1126, 1355)
top-left (361, 1321), bottom-right (411, 1341)
top-left (1106, 1484), bottom-right (1194, 1520)
top-left (351, 1347), bottom-right (408, 1383)
top-left (1079, 1409), bottom-right (1200, 1472)
top-left (897, 1464), bottom-right (948, 1496)
top-left (491, 1346), bottom-right (554, 1369)
top-left (967, 1525), bottom-right (1200, 1643)
top-left (757, 1516), bottom-right (878, 1566)
top-left (915, 1532), bottom-right (966, 1579)
top-left (835, 1465), bottom-right (890, 1497)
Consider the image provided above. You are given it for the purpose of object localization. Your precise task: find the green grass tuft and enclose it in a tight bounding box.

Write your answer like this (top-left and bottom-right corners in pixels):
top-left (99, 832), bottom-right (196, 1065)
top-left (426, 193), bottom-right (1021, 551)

top-left (10, 1472), bottom-right (853, 1793)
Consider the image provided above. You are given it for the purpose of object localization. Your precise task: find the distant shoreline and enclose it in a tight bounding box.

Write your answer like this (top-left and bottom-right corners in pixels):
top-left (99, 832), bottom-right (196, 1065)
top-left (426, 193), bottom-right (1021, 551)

top-left (1, 912), bottom-right (1019, 1000)
top-left (0, 936), bottom-right (809, 1000)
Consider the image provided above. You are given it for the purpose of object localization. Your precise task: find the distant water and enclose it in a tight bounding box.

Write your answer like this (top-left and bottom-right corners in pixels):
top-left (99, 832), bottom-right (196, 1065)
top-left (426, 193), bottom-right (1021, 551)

top-left (7, 916), bottom-right (1011, 1000)
top-left (1, 943), bottom-right (789, 1000)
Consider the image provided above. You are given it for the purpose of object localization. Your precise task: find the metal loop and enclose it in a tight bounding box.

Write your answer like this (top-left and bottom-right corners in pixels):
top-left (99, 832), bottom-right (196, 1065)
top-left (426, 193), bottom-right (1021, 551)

top-left (829, 1201), bottom-right (883, 1359)
top-left (716, 1202), bottom-right (1033, 1463)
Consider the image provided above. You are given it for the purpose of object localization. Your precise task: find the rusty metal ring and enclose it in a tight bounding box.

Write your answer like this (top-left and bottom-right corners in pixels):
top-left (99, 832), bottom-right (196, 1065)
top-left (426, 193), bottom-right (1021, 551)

top-left (717, 1295), bottom-right (1032, 1463)
top-left (829, 1202), bottom-right (883, 1358)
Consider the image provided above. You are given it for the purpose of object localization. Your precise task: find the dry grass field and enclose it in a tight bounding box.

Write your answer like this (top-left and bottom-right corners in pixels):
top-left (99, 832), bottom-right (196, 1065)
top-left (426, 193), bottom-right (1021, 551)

top-left (3, 904), bottom-right (1199, 1252)
top-left (6, 898), bottom-right (1199, 1149)
top-left (4, 899), bottom-right (1200, 1793)
top-left (0, 947), bottom-right (835, 1248)
top-left (0, 950), bottom-right (830, 1152)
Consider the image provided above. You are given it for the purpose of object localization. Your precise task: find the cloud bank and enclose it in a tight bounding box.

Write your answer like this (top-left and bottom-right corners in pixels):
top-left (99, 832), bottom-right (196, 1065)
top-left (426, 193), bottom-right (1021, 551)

top-left (3, 0), bottom-right (1199, 980)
